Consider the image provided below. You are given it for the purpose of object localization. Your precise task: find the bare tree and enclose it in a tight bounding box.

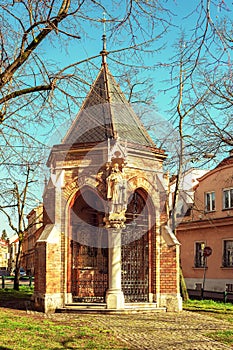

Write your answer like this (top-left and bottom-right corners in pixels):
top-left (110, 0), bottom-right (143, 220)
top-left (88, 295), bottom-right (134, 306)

top-left (0, 0), bottom-right (171, 148)
top-left (0, 163), bottom-right (42, 290)
top-left (153, 0), bottom-right (233, 300)
top-left (180, 1), bottom-right (232, 158)
top-left (154, 0), bottom-right (232, 177)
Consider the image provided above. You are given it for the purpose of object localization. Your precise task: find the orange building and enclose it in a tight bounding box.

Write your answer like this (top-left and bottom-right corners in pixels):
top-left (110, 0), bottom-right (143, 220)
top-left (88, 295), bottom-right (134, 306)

top-left (0, 239), bottom-right (9, 274)
top-left (21, 205), bottom-right (43, 276)
top-left (177, 151), bottom-right (233, 293)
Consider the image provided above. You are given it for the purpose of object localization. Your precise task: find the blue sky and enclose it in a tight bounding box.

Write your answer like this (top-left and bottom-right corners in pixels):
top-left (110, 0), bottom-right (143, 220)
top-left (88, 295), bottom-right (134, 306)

top-left (38, 0), bottom-right (232, 119)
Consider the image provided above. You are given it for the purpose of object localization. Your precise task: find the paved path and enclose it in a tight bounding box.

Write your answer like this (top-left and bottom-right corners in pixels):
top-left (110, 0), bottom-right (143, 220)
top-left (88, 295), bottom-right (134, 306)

top-left (51, 310), bottom-right (233, 349)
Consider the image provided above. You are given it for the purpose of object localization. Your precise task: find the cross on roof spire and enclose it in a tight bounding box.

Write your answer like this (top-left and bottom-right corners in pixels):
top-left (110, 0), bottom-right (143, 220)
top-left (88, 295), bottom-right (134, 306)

top-left (100, 12), bottom-right (108, 65)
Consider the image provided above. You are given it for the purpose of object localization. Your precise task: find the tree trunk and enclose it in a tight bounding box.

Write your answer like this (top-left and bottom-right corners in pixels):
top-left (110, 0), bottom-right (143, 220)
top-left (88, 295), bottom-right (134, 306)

top-left (13, 267), bottom-right (20, 291)
top-left (180, 267), bottom-right (189, 301)
top-left (13, 239), bottom-right (22, 291)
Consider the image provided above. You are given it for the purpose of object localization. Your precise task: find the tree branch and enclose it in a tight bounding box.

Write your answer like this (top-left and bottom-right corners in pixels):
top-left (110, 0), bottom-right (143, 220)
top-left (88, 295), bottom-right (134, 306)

top-left (0, 0), bottom-right (72, 89)
top-left (0, 84), bottom-right (52, 105)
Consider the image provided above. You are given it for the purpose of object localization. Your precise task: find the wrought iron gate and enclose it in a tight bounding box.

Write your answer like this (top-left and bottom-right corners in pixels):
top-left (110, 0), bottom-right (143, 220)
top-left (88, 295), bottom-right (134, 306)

top-left (121, 233), bottom-right (149, 302)
top-left (121, 192), bottom-right (150, 302)
top-left (70, 190), bottom-right (108, 302)
top-left (71, 241), bottom-right (108, 302)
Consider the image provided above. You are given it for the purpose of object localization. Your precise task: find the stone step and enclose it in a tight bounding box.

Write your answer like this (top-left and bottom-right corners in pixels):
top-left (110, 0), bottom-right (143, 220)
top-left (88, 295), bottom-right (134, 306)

top-left (125, 302), bottom-right (158, 309)
top-left (65, 302), bottom-right (106, 309)
top-left (56, 302), bottom-right (167, 314)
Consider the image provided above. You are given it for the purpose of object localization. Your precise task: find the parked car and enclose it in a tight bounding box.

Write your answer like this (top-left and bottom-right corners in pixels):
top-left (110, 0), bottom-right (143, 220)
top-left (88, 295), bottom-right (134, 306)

top-left (13, 267), bottom-right (26, 276)
top-left (19, 268), bottom-right (26, 276)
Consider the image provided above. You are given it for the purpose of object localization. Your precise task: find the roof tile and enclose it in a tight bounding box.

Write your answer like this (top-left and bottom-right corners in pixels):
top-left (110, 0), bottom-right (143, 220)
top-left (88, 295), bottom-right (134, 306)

top-left (63, 64), bottom-right (156, 148)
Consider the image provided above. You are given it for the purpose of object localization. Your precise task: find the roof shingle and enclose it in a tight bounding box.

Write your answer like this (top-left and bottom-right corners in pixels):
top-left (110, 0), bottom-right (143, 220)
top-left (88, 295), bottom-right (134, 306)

top-left (62, 63), bottom-right (156, 148)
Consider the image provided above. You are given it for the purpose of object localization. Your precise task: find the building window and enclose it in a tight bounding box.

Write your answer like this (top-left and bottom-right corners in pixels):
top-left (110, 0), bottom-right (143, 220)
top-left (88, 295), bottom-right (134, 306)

top-left (223, 240), bottom-right (233, 267)
top-left (226, 284), bottom-right (233, 292)
top-left (223, 188), bottom-right (233, 209)
top-left (205, 192), bottom-right (215, 212)
top-left (195, 283), bottom-right (202, 291)
top-left (195, 242), bottom-right (205, 267)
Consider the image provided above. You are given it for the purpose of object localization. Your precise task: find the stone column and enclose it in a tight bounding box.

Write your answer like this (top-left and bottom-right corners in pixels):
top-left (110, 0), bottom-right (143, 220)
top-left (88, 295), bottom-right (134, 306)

top-left (106, 228), bottom-right (125, 309)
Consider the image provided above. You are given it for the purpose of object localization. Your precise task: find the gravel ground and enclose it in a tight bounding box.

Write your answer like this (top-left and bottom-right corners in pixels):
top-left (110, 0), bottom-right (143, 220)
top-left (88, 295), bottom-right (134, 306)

top-left (48, 310), bottom-right (233, 350)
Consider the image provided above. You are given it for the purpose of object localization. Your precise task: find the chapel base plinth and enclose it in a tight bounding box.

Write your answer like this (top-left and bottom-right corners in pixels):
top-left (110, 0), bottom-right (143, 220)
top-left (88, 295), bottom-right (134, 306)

top-left (33, 292), bottom-right (64, 313)
top-left (159, 293), bottom-right (183, 312)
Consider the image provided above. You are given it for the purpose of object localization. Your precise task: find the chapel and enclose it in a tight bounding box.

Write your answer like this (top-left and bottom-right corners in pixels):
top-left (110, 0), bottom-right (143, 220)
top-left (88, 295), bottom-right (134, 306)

top-left (33, 36), bottom-right (182, 313)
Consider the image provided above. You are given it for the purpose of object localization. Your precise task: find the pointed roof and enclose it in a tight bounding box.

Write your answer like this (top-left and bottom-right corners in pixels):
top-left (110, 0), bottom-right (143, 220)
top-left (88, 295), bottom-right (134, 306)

top-left (62, 61), bottom-right (156, 149)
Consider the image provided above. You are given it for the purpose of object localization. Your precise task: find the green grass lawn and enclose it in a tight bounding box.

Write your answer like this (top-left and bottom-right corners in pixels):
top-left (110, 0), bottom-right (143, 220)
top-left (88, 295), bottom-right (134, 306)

top-left (183, 299), bottom-right (233, 346)
top-left (0, 285), bottom-right (34, 299)
top-left (0, 310), bottom-right (126, 350)
top-left (184, 298), bottom-right (233, 314)
top-left (0, 287), bottom-right (128, 350)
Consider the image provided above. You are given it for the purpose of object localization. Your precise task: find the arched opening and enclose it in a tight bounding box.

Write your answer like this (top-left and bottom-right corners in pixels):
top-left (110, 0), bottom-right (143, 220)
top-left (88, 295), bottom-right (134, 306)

top-left (68, 186), bottom-right (155, 304)
top-left (69, 188), bottom-right (108, 302)
top-left (121, 189), bottom-right (154, 302)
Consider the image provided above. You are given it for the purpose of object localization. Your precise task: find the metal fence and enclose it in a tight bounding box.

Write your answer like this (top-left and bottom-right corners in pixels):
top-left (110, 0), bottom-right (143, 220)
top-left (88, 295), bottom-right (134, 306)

top-left (188, 289), bottom-right (233, 303)
top-left (1, 276), bottom-right (34, 289)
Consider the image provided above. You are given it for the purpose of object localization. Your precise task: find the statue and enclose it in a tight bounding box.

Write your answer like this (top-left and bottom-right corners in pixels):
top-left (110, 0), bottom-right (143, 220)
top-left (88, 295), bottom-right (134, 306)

top-left (107, 163), bottom-right (126, 214)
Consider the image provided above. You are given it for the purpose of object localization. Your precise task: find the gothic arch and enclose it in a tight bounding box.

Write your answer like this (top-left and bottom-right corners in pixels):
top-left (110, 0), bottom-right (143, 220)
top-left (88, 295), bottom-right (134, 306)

top-left (63, 175), bottom-right (105, 203)
top-left (127, 176), bottom-right (159, 201)
top-left (126, 176), bottom-right (161, 218)
top-left (66, 186), bottom-right (108, 301)
top-left (121, 186), bottom-right (157, 302)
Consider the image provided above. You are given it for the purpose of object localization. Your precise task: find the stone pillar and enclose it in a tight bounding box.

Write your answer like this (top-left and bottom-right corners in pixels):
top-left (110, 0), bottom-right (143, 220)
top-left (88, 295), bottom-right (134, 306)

top-left (106, 229), bottom-right (125, 309)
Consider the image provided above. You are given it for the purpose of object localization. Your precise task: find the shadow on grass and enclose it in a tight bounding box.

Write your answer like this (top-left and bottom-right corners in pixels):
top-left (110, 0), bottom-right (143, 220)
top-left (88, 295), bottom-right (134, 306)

top-left (0, 288), bottom-right (34, 311)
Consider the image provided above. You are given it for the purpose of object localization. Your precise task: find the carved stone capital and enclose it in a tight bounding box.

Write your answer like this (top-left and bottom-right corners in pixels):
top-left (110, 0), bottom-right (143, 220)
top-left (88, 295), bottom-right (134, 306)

top-left (104, 210), bottom-right (126, 229)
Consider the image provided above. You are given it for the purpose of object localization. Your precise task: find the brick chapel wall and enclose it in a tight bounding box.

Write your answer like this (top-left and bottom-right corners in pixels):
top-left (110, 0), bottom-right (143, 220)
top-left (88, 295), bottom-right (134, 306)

top-left (34, 242), bottom-right (46, 294)
top-left (34, 237), bottom-right (62, 294)
top-left (160, 243), bottom-right (179, 294)
top-left (45, 241), bottom-right (62, 294)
